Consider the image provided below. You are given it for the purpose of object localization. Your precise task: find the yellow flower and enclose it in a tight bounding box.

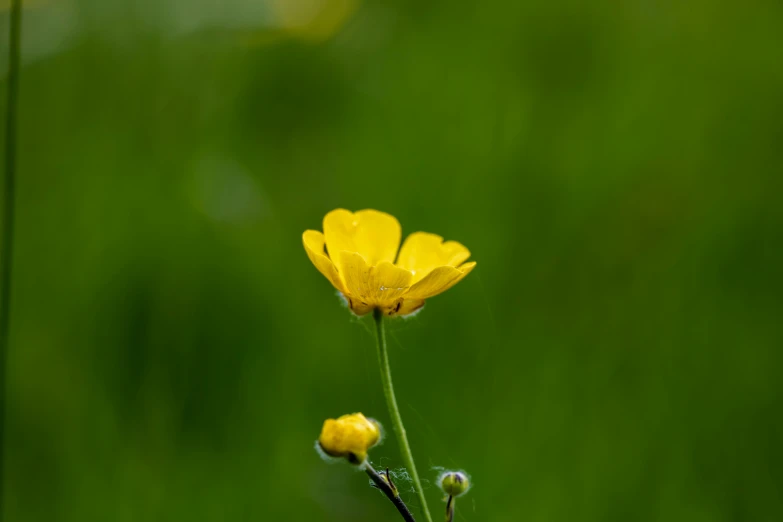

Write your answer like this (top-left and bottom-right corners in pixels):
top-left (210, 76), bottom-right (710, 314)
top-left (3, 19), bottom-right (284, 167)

top-left (303, 209), bottom-right (476, 316)
top-left (318, 412), bottom-right (381, 464)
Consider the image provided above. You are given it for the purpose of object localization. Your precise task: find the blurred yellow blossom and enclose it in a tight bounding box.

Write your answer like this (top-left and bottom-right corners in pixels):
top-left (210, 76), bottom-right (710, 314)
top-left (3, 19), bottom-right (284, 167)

top-left (303, 209), bottom-right (476, 316)
top-left (267, 0), bottom-right (358, 41)
top-left (318, 413), bottom-right (381, 464)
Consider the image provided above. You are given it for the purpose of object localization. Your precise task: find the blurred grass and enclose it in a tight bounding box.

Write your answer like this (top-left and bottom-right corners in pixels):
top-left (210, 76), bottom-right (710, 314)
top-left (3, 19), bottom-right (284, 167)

top-left (1, 0), bottom-right (782, 520)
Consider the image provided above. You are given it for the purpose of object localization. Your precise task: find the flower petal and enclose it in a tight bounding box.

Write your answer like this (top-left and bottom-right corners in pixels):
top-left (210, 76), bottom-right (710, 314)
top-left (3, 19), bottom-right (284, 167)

top-left (345, 299), bottom-right (374, 316)
top-left (396, 232), bottom-right (471, 283)
top-left (405, 261), bottom-right (476, 300)
top-left (339, 251), bottom-right (413, 307)
top-left (324, 209), bottom-right (402, 272)
top-left (393, 298), bottom-right (426, 316)
top-left (303, 230), bottom-right (346, 293)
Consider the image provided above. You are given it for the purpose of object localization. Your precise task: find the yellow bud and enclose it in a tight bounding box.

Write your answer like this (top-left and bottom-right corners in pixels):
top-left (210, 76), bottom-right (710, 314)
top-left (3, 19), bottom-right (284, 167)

top-left (318, 413), bottom-right (381, 464)
top-left (439, 471), bottom-right (470, 497)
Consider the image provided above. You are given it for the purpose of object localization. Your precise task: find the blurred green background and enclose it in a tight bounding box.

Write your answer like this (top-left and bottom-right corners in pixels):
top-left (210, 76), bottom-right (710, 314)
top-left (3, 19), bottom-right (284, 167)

top-left (2, 0), bottom-right (783, 520)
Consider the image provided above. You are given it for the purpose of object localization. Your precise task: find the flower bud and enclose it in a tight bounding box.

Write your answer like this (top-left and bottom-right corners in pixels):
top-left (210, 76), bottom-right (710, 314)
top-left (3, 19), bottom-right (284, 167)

top-left (317, 413), bottom-right (381, 465)
top-left (439, 471), bottom-right (470, 497)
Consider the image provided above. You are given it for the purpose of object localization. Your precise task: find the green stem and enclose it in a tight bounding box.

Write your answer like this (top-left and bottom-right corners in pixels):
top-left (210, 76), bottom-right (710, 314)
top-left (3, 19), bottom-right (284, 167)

top-left (445, 496), bottom-right (454, 522)
top-left (373, 308), bottom-right (433, 522)
top-left (1, 0), bottom-right (23, 514)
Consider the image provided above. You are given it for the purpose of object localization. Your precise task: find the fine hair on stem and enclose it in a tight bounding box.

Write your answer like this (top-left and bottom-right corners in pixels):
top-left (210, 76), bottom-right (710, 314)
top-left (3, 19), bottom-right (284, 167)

top-left (364, 462), bottom-right (417, 522)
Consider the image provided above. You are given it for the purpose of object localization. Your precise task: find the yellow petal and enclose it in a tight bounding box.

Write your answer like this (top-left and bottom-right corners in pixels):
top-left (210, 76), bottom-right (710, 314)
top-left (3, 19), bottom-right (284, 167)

top-left (396, 232), bottom-right (471, 283)
top-left (324, 209), bottom-right (402, 272)
top-left (338, 251), bottom-right (413, 308)
top-left (303, 230), bottom-right (346, 293)
top-left (405, 261), bottom-right (476, 300)
top-left (388, 298), bottom-right (425, 317)
top-left (345, 299), bottom-right (374, 316)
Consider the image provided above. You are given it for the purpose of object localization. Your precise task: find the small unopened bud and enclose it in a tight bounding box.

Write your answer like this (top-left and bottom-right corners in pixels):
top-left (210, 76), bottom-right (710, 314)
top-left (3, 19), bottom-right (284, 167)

top-left (439, 471), bottom-right (470, 497)
top-left (317, 413), bottom-right (382, 465)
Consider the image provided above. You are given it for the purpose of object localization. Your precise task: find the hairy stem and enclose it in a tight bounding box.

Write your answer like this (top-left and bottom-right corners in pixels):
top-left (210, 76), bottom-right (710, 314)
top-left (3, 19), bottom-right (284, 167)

top-left (364, 462), bottom-right (417, 522)
top-left (1, 0), bottom-right (23, 515)
top-left (373, 308), bottom-right (433, 522)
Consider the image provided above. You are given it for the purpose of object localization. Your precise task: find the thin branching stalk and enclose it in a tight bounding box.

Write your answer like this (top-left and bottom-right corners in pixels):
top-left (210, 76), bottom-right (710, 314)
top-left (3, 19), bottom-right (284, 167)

top-left (1, 0), bottom-right (23, 516)
top-left (364, 462), bottom-right (417, 522)
top-left (373, 308), bottom-right (433, 522)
